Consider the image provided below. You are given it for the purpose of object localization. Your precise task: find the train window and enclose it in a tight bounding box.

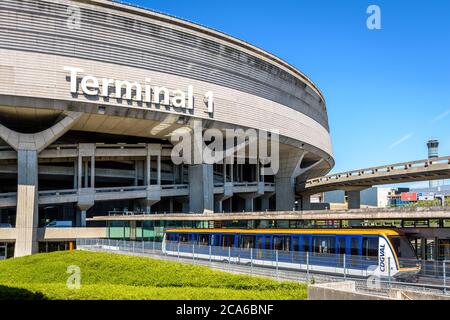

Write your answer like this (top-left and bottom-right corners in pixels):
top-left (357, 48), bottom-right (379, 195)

top-left (350, 238), bottom-right (360, 256)
top-left (273, 236), bottom-right (290, 251)
top-left (389, 236), bottom-right (417, 259)
top-left (179, 234), bottom-right (190, 243)
top-left (239, 235), bottom-right (255, 249)
top-left (257, 236), bottom-right (263, 249)
top-left (362, 237), bottom-right (379, 258)
top-left (292, 237), bottom-right (300, 252)
top-left (312, 236), bottom-right (336, 254)
top-left (222, 235), bottom-right (235, 247)
top-left (264, 237), bottom-right (271, 250)
top-left (302, 237), bottom-right (310, 253)
top-left (198, 234), bottom-right (209, 246)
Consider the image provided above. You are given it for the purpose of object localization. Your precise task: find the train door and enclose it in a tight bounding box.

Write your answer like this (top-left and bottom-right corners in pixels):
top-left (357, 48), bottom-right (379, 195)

top-left (301, 236), bottom-right (311, 264)
top-left (337, 236), bottom-right (346, 267)
top-left (292, 235), bottom-right (300, 262)
top-left (264, 235), bottom-right (272, 259)
top-left (256, 235), bottom-right (263, 259)
top-left (347, 236), bottom-right (362, 268)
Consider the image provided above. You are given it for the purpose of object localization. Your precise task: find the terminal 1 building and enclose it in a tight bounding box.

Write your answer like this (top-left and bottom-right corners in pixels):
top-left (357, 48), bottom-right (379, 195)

top-left (0, 0), bottom-right (334, 257)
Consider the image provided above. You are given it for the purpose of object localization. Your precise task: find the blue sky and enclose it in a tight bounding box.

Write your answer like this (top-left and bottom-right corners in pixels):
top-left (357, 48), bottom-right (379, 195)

top-left (124, 0), bottom-right (450, 186)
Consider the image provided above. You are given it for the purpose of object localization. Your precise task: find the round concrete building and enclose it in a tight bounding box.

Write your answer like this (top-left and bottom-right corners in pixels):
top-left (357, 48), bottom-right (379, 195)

top-left (0, 0), bottom-right (333, 257)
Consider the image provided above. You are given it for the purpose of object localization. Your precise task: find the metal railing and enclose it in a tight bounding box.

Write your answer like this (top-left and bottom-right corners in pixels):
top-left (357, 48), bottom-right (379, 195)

top-left (76, 238), bottom-right (450, 297)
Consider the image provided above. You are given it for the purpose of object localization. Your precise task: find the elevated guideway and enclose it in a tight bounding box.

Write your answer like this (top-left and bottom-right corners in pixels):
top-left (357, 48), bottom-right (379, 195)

top-left (300, 156), bottom-right (450, 209)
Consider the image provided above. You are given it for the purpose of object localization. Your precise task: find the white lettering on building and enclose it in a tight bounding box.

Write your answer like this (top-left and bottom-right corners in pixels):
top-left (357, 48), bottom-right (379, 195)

top-left (63, 66), bottom-right (214, 114)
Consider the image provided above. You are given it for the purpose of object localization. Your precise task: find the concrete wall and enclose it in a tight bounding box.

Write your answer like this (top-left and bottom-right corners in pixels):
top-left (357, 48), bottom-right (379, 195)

top-left (308, 281), bottom-right (392, 300)
top-left (0, 0), bottom-right (334, 165)
top-left (324, 187), bottom-right (391, 208)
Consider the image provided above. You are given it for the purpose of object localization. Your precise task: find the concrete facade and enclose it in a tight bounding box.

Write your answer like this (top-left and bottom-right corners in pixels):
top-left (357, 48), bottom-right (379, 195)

top-left (0, 0), bottom-right (333, 256)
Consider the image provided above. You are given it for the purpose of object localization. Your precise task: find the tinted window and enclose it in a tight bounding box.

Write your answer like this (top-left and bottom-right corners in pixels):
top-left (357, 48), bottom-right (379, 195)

top-left (312, 236), bottom-right (336, 254)
top-left (350, 238), bottom-right (360, 256)
top-left (302, 237), bottom-right (310, 253)
top-left (179, 234), bottom-right (189, 243)
top-left (389, 236), bottom-right (417, 259)
top-left (198, 234), bottom-right (209, 246)
top-left (362, 237), bottom-right (379, 258)
top-left (239, 235), bottom-right (255, 249)
top-left (273, 236), bottom-right (290, 251)
top-left (292, 237), bottom-right (300, 252)
top-left (222, 235), bottom-right (235, 247)
top-left (338, 237), bottom-right (346, 255)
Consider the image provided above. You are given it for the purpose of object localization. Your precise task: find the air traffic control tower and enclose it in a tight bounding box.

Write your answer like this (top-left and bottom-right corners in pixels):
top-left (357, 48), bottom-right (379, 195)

top-left (427, 140), bottom-right (440, 188)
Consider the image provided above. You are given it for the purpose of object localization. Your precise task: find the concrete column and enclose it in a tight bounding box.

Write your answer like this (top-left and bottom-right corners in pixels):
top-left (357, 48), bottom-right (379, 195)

top-left (301, 194), bottom-right (311, 210)
top-left (73, 160), bottom-right (77, 189)
top-left (76, 210), bottom-right (87, 227)
top-left (134, 160), bottom-right (138, 186)
top-left (275, 177), bottom-right (296, 211)
top-left (347, 190), bottom-right (361, 209)
top-left (90, 155), bottom-right (95, 189)
top-left (261, 195), bottom-right (270, 211)
top-left (188, 164), bottom-right (214, 213)
top-left (421, 237), bottom-right (426, 260)
top-left (244, 198), bottom-right (254, 212)
top-left (214, 200), bottom-right (222, 213)
top-left (434, 237), bottom-right (439, 260)
top-left (14, 150), bottom-right (39, 257)
top-left (84, 160), bottom-right (88, 188)
top-left (130, 221), bottom-right (136, 241)
top-left (146, 153), bottom-right (151, 185)
top-left (77, 153), bottom-right (82, 189)
top-left (157, 155), bottom-right (161, 185)
top-left (169, 198), bottom-right (174, 213)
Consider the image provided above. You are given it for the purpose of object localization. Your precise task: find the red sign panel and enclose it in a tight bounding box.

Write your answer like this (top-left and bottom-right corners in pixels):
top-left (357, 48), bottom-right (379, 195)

top-left (401, 192), bottom-right (417, 201)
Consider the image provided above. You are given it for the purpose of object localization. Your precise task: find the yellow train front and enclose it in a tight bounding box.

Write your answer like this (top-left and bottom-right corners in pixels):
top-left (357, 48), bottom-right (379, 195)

top-left (162, 228), bottom-right (421, 279)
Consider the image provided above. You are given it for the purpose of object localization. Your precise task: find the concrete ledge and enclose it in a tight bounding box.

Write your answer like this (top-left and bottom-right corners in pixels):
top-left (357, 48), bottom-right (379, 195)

top-left (0, 228), bottom-right (17, 241)
top-left (308, 281), bottom-right (394, 300)
top-left (308, 281), bottom-right (450, 300)
top-left (37, 227), bottom-right (108, 241)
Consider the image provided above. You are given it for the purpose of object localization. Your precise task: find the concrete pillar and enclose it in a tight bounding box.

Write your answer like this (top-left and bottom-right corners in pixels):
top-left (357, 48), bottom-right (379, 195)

top-left (73, 160), bottom-right (77, 189)
top-left (347, 190), bottom-right (361, 209)
top-left (130, 221), bottom-right (136, 241)
top-left (421, 237), bottom-right (426, 260)
top-left (215, 200), bottom-right (223, 213)
top-left (146, 153), bottom-right (151, 185)
top-left (84, 160), bottom-right (88, 188)
top-left (157, 155), bottom-right (161, 185)
top-left (76, 210), bottom-right (87, 227)
top-left (90, 155), bottom-right (95, 189)
top-left (261, 195), bottom-right (270, 211)
top-left (275, 177), bottom-right (296, 211)
top-left (301, 194), bottom-right (311, 210)
top-left (434, 237), bottom-right (439, 260)
top-left (188, 164), bottom-right (214, 213)
top-left (244, 198), bottom-right (254, 212)
top-left (77, 153), bottom-right (82, 189)
top-left (14, 150), bottom-right (39, 257)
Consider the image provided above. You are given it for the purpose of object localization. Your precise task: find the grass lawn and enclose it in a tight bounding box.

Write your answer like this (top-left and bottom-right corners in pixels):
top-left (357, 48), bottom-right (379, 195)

top-left (0, 250), bottom-right (307, 300)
